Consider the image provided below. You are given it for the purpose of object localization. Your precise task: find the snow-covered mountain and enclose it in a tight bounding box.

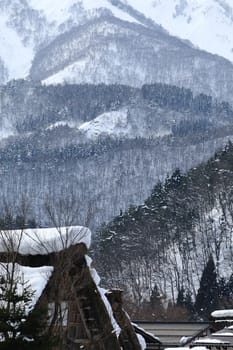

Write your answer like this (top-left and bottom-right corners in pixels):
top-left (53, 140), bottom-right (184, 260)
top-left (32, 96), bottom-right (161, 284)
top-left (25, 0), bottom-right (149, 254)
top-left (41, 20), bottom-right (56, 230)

top-left (0, 0), bottom-right (146, 82)
top-left (1, 0), bottom-right (233, 100)
top-left (127, 0), bottom-right (233, 64)
top-left (30, 15), bottom-right (233, 105)
top-left (2, 1), bottom-right (233, 229)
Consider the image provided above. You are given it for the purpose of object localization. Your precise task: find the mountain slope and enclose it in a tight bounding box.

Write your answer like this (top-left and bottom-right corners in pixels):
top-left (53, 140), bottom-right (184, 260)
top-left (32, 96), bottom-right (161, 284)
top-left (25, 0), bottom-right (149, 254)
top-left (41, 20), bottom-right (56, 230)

top-left (0, 0), bottom-right (49, 81)
top-left (29, 15), bottom-right (233, 105)
top-left (0, 0), bottom-right (148, 83)
top-left (0, 81), bottom-right (233, 230)
top-left (27, 0), bottom-right (139, 26)
top-left (125, 0), bottom-right (233, 63)
top-left (94, 141), bottom-right (233, 305)
top-left (1, 0), bottom-right (233, 102)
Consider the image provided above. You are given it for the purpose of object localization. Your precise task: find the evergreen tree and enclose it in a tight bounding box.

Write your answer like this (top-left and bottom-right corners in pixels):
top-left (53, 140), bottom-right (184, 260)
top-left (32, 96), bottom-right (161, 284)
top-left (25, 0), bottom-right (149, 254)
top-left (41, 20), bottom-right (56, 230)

top-left (174, 287), bottom-right (194, 320)
top-left (219, 274), bottom-right (233, 307)
top-left (176, 287), bottom-right (185, 307)
top-left (183, 291), bottom-right (195, 318)
top-left (150, 284), bottom-right (165, 319)
top-left (195, 255), bottom-right (219, 320)
top-left (0, 273), bottom-right (52, 350)
top-left (226, 274), bottom-right (233, 300)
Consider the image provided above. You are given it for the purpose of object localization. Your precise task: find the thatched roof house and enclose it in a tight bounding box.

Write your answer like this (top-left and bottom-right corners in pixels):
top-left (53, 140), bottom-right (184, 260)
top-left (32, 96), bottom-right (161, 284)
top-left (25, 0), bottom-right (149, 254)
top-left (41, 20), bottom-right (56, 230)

top-left (0, 226), bottom-right (145, 350)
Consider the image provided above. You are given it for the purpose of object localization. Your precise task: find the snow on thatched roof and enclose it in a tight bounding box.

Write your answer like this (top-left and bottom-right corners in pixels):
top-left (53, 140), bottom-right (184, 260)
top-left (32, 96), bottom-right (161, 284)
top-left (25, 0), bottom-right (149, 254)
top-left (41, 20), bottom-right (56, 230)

top-left (85, 255), bottom-right (121, 338)
top-left (166, 347), bottom-right (208, 350)
top-left (0, 226), bottom-right (91, 255)
top-left (0, 226), bottom-right (91, 311)
top-left (132, 322), bottom-right (161, 343)
top-left (211, 310), bottom-right (233, 319)
top-left (0, 226), bottom-right (145, 349)
top-left (212, 327), bottom-right (233, 336)
top-left (0, 262), bottom-right (53, 311)
top-left (194, 338), bottom-right (230, 344)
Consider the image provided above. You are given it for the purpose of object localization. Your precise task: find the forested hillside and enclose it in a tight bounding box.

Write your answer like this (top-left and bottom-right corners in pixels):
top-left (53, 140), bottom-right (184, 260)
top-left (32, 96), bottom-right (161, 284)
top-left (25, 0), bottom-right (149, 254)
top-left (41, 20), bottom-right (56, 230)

top-left (94, 142), bottom-right (233, 319)
top-left (1, 81), bottom-right (233, 228)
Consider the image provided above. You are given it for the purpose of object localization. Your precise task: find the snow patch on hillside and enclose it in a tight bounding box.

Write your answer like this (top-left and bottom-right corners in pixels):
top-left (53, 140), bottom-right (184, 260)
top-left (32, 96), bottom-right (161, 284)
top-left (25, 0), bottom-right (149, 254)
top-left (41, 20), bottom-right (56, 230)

top-left (46, 120), bottom-right (76, 130)
top-left (42, 59), bottom-right (87, 85)
top-left (77, 107), bottom-right (172, 140)
top-left (78, 109), bottom-right (131, 139)
top-left (0, 124), bottom-right (15, 140)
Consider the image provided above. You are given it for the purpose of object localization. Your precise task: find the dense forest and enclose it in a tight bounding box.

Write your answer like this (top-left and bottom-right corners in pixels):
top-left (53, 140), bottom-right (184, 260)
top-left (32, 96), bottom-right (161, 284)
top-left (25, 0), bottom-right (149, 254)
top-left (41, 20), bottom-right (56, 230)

top-left (1, 81), bottom-right (233, 229)
top-left (93, 141), bottom-right (233, 320)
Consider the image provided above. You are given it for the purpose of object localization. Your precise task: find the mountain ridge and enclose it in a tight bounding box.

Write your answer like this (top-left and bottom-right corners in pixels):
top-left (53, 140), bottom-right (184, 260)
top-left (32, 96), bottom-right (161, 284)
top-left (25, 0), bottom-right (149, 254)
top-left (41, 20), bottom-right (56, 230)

top-left (28, 14), bottom-right (233, 106)
top-left (1, 0), bottom-right (233, 97)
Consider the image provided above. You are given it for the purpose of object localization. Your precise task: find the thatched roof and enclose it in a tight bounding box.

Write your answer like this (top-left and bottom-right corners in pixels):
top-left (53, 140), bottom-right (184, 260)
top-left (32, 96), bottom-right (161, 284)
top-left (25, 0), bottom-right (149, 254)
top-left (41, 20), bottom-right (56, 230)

top-left (0, 226), bottom-right (144, 350)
